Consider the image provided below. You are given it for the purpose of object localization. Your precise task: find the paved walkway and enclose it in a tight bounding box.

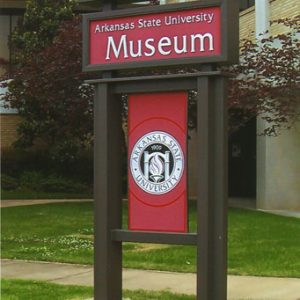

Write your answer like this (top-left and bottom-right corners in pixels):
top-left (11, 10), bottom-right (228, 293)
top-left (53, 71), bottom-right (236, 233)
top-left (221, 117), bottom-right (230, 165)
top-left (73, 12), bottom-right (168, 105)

top-left (0, 199), bottom-right (93, 208)
top-left (2, 259), bottom-right (300, 300)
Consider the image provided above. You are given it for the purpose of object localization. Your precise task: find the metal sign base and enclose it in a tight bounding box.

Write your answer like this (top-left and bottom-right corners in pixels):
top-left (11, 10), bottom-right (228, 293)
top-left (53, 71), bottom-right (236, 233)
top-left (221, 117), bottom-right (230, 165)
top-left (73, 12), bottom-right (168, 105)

top-left (91, 70), bottom-right (228, 300)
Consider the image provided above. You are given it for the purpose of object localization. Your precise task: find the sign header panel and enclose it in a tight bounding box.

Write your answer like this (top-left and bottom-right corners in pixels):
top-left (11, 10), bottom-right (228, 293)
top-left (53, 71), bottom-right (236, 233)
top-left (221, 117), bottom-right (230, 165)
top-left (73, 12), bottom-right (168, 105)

top-left (83, 1), bottom-right (239, 71)
top-left (89, 7), bottom-right (221, 65)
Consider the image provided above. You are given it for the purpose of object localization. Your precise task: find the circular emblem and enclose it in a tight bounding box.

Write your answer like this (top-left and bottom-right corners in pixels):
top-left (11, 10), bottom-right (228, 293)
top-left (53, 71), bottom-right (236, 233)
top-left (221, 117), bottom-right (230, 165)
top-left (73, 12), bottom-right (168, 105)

top-left (130, 131), bottom-right (184, 195)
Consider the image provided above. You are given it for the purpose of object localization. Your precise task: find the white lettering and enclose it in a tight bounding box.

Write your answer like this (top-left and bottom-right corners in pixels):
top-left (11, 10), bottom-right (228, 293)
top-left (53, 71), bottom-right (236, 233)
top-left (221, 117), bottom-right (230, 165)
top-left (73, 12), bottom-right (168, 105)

top-left (191, 33), bottom-right (214, 52)
top-left (164, 13), bottom-right (215, 25)
top-left (174, 35), bottom-right (187, 54)
top-left (105, 33), bottom-right (215, 60)
top-left (144, 38), bottom-right (156, 57)
top-left (138, 18), bottom-right (161, 28)
top-left (105, 35), bottom-right (128, 60)
top-left (129, 39), bottom-right (142, 57)
top-left (95, 24), bottom-right (101, 33)
top-left (158, 37), bottom-right (172, 55)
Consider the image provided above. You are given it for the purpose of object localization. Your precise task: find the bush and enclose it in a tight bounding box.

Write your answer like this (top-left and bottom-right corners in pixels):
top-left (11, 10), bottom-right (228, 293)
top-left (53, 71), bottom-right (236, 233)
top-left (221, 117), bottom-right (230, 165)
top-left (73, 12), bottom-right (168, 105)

top-left (1, 149), bottom-right (93, 184)
top-left (1, 149), bottom-right (52, 177)
top-left (41, 175), bottom-right (88, 193)
top-left (19, 171), bottom-right (45, 191)
top-left (18, 171), bottom-right (89, 193)
top-left (1, 174), bottom-right (18, 190)
top-left (1, 149), bottom-right (92, 194)
top-left (1, 149), bottom-right (93, 185)
top-left (50, 149), bottom-right (93, 184)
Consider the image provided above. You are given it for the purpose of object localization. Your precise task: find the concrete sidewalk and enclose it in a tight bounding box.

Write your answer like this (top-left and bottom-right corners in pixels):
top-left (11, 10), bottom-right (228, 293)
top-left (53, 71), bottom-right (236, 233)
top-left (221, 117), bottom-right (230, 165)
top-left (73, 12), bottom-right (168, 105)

top-left (0, 199), bottom-right (93, 208)
top-left (2, 259), bottom-right (300, 300)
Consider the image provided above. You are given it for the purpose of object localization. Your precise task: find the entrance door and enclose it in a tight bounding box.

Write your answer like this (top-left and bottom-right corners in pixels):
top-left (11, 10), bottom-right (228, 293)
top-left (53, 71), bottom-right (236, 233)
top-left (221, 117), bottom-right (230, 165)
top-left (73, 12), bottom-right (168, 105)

top-left (228, 118), bottom-right (256, 197)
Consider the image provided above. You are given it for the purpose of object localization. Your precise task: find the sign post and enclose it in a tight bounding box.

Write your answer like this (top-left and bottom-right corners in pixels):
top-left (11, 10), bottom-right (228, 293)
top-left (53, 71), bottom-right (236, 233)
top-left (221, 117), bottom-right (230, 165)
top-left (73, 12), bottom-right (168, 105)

top-left (83, 1), bottom-right (238, 299)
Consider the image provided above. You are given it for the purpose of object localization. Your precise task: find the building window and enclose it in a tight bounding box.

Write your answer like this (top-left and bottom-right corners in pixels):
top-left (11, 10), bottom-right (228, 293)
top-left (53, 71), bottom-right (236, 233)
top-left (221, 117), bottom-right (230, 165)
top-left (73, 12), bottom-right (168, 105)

top-left (0, 12), bottom-right (22, 76)
top-left (239, 0), bottom-right (255, 11)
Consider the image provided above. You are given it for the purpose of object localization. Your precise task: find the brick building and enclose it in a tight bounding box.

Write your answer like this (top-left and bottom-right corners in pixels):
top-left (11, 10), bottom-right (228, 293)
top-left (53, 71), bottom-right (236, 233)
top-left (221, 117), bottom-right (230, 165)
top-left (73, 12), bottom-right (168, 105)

top-left (241, 0), bottom-right (300, 211)
top-left (1, 0), bottom-right (299, 210)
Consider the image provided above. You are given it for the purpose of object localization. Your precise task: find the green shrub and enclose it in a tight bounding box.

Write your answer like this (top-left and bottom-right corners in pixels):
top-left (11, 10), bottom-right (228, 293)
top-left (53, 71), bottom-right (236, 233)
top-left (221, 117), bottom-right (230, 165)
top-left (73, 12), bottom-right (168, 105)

top-left (18, 171), bottom-right (89, 193)
top-left (1, 149), bottom-right (93, 193)
top-left (1, 149), bottom-right (93, 185)
top-left (1, 174), bottom-right (19, 190)
top-left (41, 176), bottom-right (88, 193)
top-left (1, 149), bottom-right (52, 177)
top-left (19, 171), bottom-right (45, 191)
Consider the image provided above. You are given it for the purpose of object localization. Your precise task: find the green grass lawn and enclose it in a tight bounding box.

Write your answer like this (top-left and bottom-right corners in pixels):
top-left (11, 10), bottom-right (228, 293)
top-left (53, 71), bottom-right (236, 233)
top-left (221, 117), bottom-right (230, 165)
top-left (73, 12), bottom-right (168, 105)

top-left (1, 202), bottom-right (300, 277)
top-left (1, 279), bottom-right (194, 300)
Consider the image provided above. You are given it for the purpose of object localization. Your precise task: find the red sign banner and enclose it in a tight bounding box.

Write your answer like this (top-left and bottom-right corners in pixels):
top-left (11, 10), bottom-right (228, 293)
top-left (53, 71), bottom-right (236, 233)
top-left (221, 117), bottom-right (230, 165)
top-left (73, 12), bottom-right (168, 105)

top-left (90, 6), bottom-right (220, 65)
top-left (128, 92), bottom-right (187, 232)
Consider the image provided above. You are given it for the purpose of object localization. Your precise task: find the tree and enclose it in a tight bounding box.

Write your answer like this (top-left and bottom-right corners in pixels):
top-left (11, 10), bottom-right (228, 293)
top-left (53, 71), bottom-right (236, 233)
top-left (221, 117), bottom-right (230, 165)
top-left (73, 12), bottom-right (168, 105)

top-left (2, 1), bottom-right (94, 164)
top-left (2, 5), bottom-right (299, 166)
top-left (4, 16), bottom-right (94, 163)
top-left (10, 0), bottom-right (77, 65)
top-left (227, 15), bottom-right (300, 135)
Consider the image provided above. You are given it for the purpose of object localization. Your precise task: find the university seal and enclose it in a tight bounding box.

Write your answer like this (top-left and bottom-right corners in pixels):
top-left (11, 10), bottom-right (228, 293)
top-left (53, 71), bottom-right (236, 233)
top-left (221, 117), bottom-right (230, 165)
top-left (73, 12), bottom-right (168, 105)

top-left (130, 131), bottom-right (184, 195)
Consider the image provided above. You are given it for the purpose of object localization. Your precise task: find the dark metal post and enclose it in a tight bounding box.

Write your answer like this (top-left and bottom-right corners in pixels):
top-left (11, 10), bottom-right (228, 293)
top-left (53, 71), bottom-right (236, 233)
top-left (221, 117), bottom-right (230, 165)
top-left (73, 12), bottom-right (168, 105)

top-left (197, 74), bottom-right (228, 300)
top-left (91, 70), bottom-right (228, 300)
top-left (94, 83), bottom-right (123, 300)
top-left (102, 0), bottom-right (116, 11)
top-left (94, 2), bottom-right (121, 300)
top-left (212, 75), bottom-right (228, 299)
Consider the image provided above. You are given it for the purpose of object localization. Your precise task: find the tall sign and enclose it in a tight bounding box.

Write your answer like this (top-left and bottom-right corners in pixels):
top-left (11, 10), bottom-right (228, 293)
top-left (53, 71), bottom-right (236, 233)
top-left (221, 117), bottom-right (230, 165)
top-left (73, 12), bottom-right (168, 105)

top-left (83, 1), bottom-right (238, 299)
